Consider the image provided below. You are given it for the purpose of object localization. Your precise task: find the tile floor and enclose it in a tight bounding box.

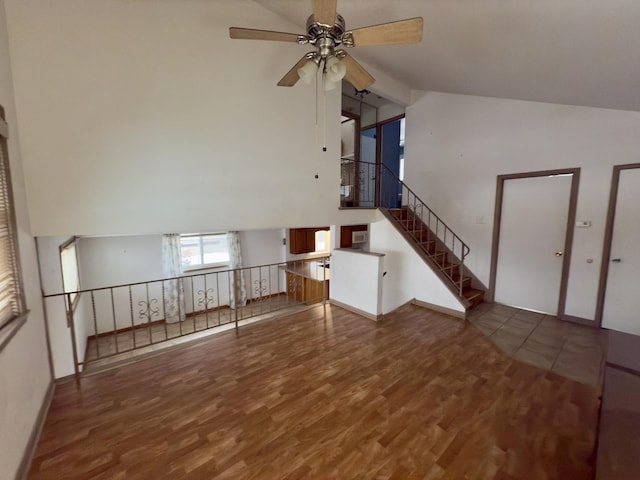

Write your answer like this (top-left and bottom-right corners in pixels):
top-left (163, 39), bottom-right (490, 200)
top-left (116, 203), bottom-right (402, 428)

top-left (468, 302), bottom-right (607, 390)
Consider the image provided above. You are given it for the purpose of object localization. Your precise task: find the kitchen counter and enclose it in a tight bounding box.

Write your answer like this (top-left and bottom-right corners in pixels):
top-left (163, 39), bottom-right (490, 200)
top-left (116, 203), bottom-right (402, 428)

top-left (280, 260), bottom-right (330, 305)
top-left (280, 261), bottom-right (330, 281)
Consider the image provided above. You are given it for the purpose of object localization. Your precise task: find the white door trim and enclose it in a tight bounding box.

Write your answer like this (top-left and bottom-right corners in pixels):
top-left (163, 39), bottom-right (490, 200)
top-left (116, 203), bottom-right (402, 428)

top-left (596, 163), bottom-right (640, 328)
top-left (488, 168), bottom-right (581, 320)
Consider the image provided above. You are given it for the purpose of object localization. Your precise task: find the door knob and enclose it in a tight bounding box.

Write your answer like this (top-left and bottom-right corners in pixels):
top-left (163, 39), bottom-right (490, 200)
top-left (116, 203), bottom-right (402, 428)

top-left (555, 251), bottom-right (563, 257)
top-left (611, 258), bottom-right (621, 263)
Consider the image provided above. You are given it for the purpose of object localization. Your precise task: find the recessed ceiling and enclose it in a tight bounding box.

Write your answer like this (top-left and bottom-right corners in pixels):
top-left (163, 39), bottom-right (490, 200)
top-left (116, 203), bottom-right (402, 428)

top-left (253, 0), bottom-right (640, 112)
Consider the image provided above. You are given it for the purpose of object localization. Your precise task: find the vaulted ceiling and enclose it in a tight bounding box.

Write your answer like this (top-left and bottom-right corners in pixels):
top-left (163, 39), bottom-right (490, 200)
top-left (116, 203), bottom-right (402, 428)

top-left (254, 0), bottom-right (640, 111)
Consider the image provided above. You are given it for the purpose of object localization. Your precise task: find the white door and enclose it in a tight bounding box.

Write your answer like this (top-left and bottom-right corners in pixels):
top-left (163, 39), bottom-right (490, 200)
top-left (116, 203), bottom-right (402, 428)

top-left (603, 167), bottom-right (640, 335)
top-left (495, 174), bottom-right (573, 314)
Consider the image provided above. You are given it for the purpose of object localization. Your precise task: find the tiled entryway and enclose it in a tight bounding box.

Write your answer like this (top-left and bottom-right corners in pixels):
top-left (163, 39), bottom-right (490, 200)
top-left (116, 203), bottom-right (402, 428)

top-left (468, 303), bottom-right (607, 390)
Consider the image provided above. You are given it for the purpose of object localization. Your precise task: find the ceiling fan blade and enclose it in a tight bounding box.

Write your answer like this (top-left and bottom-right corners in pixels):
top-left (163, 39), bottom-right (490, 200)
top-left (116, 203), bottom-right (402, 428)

top-left (277, 55), bottom-right (314, 87)
top-left (312, 0), bottom-right (337, 25)
top-left (229, 27), bottom-right (304, 43)
top-left (349, 17), bottom-right (423, 47)
top-left (339, 52), bottom-right (375, 91)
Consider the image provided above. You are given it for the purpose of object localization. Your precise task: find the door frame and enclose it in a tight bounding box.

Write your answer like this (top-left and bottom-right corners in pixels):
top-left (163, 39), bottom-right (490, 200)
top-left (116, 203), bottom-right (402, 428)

top-left (373, 114), bottom-right (405, 207)
top-left (488, 168), bottom-right (581, 319)
top-left (595, 163), bottom-right (640, 328)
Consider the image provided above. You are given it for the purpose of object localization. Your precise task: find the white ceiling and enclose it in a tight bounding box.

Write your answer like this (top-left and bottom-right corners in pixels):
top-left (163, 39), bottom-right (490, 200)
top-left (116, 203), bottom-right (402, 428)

top-left (253, 0), bottom-right (640, 112)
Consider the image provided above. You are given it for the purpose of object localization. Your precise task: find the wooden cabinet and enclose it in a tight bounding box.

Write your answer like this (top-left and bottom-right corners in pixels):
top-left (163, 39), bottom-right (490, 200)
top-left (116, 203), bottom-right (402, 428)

top-left (289, 227), bottom-right (329, 255)
top-left (289, 228), bottom-right (314, 255)
top-left (286, 272), bottom-right (329, 305)
top-left (284, 261), bottom-right (330, 305)
top-left (286, 271), bottom-right (305, 303)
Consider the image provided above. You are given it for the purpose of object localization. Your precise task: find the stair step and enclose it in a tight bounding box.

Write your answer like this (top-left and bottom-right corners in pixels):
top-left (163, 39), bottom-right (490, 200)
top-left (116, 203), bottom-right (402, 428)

top-left (446, 274), bottom-right (472, 289)
top-left (428, 250), bottom-right (446, 261)
top-left (462, 288), bottom-right (485, 308)
top-left (399, 220), bottom-right (425, 230)
top-left (414, 231), bottom-right (435, 243)
top-left (420, 244), bottom-right (440, 256)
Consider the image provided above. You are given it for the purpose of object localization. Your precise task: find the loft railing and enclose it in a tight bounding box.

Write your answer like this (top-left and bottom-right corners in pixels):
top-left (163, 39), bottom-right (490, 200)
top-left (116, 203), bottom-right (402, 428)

top-left (341, 160), bottom-right (470, 296)
top-left (44, 257), bottom-right (329, 375)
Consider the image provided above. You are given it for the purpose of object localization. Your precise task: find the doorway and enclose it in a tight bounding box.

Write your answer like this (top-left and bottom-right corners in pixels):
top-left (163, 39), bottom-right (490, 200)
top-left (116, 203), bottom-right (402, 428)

top-left (379, 116), bottom-right (404, 208)
top-left (489, 169), bottom-right (580, 315)
top-left (598, 164), bottom-right (640, 335)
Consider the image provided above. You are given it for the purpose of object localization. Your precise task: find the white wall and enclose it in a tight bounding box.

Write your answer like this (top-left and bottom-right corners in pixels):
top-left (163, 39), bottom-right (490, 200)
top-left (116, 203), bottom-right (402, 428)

top-left (3, 0), bottom-right (358, 236)
top-left (79, 236), bottom-right (164, 289)
top-left (405, 91), bottom-right (640, 321)
top-left (378, 103), bottom-right (405, 123)
top-left (240, 229), bottom-right (286, 267)
top-left (0, 1), bottom-right (52, 477)
top-left (331, 249), bottom-right (383, 318)
top-left (369, 211), bottom-right (465, 315)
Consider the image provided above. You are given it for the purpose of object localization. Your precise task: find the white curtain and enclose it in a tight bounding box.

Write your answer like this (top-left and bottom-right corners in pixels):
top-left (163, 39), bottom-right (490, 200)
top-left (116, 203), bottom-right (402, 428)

top-left (162, 234), bottom-right (186, 323)
top-left (227, 231), bottom-right (247, 309)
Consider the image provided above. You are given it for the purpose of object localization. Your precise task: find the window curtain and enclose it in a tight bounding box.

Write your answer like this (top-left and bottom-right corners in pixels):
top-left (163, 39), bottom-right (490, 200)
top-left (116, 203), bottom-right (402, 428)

top-left (227, 231), bottom-right (247, 309)
top-left (162, 234), bottom-right (186, 323)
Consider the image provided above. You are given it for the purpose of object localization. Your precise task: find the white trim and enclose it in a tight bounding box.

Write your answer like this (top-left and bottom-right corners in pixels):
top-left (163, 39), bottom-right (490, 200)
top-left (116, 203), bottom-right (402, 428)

top-left (329, 299), bottom-right (382, 322)
top-left (411, 299), bottom-right (467, 319)
top-left (16, 380), bottom-right (55, 480)
top-left (0, 118), bottom-right (8, 138)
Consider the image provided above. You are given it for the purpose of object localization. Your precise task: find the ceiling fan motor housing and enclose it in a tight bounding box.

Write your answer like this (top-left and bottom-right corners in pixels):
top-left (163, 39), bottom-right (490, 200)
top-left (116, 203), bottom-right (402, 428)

top-left (305, 13), bottom-right (346, 58)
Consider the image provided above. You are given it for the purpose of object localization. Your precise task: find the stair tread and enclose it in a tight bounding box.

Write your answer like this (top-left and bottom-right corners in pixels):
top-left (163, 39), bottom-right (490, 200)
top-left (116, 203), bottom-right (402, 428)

top-left (462, 288), bottom-right (484, 300)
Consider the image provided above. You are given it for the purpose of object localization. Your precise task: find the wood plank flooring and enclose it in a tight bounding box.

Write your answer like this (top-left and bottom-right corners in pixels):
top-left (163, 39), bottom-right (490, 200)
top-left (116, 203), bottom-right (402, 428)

top-left (28, 305), bottom-right (600, 479)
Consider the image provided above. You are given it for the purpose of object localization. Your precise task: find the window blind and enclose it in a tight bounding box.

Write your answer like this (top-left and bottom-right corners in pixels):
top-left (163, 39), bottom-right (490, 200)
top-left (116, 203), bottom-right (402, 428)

top-left (0, 130), bottom-right (22, 330)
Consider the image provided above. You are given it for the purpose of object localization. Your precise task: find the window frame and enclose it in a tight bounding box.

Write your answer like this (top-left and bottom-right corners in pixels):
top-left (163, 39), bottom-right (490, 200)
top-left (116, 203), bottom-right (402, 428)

top-left (0, 106), bottom-right (28, 351)
top-left (179, 233), bottom-right (230, 271)
top-left (313, 229), bottom-right (331, 255)
top-left (59, 236), bottom-right (81, 312)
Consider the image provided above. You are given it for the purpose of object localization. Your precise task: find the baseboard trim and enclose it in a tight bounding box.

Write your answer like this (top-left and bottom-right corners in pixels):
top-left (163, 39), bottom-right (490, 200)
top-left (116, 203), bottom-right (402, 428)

top-left (411, 299), bottom-right (466, 320)
top-left (329, 299), bottom-right (382, 321)
top-left (559, 314), bottom-right (598, 328)
top-left (606, 361), bottom-right (640, 378)
top-left (16, 380), bottom-right (55, 480)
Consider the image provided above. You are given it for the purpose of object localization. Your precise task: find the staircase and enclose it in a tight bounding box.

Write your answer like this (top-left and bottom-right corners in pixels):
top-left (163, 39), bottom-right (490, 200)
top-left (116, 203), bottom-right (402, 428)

top-left (382, 206), bottom-right (484, 310)
top-left (345, 160), bottom-right (485, 311)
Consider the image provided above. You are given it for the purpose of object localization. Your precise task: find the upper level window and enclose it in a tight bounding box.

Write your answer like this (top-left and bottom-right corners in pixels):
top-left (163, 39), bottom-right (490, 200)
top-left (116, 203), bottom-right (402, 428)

top-left (0, 107), bottom-right (26, 345)
top-left (180, 233), bottom-right (230, 269)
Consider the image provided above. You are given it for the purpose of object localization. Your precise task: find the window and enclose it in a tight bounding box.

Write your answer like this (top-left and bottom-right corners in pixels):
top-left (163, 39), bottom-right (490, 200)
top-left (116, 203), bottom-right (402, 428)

top-left (180, 233), bottom-right (230, 269)
top-left (0, 107), bottom-right (26, 341)
top-left (314, 229), bottom-right (330, 254)
top-left (60, 237), bottom-right (80, 308)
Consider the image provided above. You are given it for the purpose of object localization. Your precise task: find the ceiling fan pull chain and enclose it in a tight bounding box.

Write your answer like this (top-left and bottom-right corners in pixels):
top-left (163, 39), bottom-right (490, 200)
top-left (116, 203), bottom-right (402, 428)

top-left (322, 64), bottom-right (327, 152)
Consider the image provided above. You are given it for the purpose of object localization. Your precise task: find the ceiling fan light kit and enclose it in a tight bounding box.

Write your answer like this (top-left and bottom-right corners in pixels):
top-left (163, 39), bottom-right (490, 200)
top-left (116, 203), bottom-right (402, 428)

top-left (324, 56), bottom-right (347, 90)
top-left (297, 59), bottom-right (320, 85)
top-left (229, 0), bottom-right (423, 91)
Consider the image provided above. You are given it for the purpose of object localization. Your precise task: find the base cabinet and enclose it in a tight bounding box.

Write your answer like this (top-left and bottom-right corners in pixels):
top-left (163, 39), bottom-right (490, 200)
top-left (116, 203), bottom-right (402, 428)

top-left (286, 272), bottom-right (329, 305)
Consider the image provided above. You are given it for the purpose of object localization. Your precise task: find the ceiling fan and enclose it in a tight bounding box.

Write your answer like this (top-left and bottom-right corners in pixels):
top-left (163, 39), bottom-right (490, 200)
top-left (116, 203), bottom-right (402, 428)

top-left (229, 0), bottom-right (423, 91)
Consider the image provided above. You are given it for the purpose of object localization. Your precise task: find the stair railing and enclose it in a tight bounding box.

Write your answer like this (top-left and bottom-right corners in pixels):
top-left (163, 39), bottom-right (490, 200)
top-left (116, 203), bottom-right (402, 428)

top-left (341, 160), bottom-right (470, 296)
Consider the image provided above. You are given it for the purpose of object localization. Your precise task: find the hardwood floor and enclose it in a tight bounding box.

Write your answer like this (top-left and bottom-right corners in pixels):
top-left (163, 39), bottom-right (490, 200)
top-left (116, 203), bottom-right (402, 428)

top-left (28, 305), bottom-right (600, 479)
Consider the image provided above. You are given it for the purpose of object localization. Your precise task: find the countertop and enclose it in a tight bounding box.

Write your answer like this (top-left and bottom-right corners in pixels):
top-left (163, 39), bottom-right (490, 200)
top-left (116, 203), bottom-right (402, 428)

top-left (280, 261), bottom-right (330, 281)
